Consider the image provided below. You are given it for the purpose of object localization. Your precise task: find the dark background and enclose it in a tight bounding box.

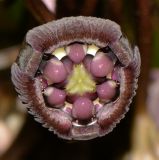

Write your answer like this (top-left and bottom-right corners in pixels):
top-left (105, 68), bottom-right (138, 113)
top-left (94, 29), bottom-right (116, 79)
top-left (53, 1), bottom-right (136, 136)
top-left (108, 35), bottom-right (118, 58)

top-left (0, 0), bottom-right (159, 160)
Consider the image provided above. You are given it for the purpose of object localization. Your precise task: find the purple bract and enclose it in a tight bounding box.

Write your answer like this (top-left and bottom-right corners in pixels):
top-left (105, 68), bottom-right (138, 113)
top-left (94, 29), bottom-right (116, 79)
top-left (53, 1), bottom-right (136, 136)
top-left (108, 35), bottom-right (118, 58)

top-left (11, 16), bottom-right (141, 140)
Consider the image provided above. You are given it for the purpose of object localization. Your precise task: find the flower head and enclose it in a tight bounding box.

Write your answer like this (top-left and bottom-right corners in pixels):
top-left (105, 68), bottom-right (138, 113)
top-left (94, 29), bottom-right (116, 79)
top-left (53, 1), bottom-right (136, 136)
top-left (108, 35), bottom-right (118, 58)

top-left (11, 16), bottom-right (140, 140)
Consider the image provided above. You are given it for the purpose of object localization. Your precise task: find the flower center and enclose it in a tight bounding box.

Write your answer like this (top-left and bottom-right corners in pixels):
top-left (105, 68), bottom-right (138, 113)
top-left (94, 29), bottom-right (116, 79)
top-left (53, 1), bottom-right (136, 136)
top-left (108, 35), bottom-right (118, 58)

top-left (66, 64), bottom-right (96, 96)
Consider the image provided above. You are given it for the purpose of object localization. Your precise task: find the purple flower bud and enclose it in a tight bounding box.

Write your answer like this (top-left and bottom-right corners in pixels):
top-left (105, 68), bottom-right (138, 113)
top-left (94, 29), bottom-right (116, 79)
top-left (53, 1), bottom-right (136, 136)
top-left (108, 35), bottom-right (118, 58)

top-left (11, 16), bottom-right (140, 140)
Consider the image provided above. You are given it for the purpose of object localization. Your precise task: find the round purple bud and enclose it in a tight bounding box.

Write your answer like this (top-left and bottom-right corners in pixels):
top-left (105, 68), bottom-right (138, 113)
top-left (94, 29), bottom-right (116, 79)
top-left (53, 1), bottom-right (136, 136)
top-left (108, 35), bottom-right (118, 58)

top-left (72, 97), bottom-right (94, 120)
top-left (43, 58), bottom-right (67, 84)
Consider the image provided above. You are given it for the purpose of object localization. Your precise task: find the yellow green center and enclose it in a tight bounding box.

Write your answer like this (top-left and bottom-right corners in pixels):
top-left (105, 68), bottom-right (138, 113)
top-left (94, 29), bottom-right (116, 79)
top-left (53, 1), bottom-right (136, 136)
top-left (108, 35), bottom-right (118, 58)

top-left (65, 64), bottom-right (96, 95)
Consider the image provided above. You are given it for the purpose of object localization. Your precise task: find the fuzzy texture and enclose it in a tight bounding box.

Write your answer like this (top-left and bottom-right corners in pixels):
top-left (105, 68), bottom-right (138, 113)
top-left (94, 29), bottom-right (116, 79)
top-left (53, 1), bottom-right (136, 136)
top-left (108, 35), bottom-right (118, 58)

top-left (11, 16), bottom-right (140, 140)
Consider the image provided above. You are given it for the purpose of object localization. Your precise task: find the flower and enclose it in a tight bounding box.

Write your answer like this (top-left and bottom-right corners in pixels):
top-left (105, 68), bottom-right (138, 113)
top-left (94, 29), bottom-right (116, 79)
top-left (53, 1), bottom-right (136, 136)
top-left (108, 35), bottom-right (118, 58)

top-left (11, 16), bottom-right (140, 140)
